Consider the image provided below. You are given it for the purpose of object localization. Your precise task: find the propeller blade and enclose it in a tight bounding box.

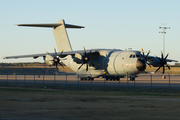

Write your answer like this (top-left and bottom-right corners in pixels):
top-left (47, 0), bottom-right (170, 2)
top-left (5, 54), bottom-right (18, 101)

top-left (146, 50), bottom-right (150, 58)
top-left (166, 64), bottom-right (171, 70)
top-left (58, 62), bottom-right (64, 68)
top-left (77, 46), bottom-right (94, 72)
top-left (55, 62), bottom-right (58, 69)
top-left (54, 47), bottom-right (57, 56)
top-left (164, 53), bottom-right (169, 60)
top-left (46, 51), bottom-right (56, 58)
top-left (141, 47), bottom-right (144, 56)
top-left (155, 55), bottom-right (161, 61)
top-left (78, 63), bottom-right (84, 70)
top-left (147, 62), bottom-right (151, 67)
top-left (155, 66), bottom-right (161, 73)
top-left (79, 53), bottom-right (85, 57)
top-left (47, 48), bottom-right (65, 71)
top-left (86, 64), bottom-right (88, 72)
top-left (83, 46), bottom-right (87, 56)
top-left (162, 65), bottom-right (165, 74)
top-left (89, 60), bottom-right (95, 67)
top-left (60, 50), bottom-right (64, 56)
top-left (154, 51), bottom-right (170, 74)
top-left (87, 48), bottom-right (92, 57)
top-left (161, 50), bottom-right (164, 60)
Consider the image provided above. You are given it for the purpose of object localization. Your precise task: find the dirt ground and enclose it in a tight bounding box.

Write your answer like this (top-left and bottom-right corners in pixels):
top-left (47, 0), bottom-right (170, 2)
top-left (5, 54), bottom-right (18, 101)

top-left (0, 87), bottom-right (180, 120)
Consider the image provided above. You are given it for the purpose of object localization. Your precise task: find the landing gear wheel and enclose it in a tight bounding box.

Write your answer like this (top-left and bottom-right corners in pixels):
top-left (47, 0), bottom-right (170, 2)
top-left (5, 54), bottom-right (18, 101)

top-left (113, 76), bottom-right (116, 81)
top-left (116, 76), bottom-right (120, 81)
top-left (130, 77), bottom-right (135, 81)
top-left (106, 76), bottom-right (109, 81)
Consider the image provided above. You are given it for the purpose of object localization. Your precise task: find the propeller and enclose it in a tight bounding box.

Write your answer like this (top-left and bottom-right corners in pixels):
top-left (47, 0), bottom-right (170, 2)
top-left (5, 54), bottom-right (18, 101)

top-left (46, 47), bottom-right (64, 69)
top-left (78, 46), bottom-right (95, 71)
top-left (141, 47), bottom-right (151, 67)
top-left (155, 51), bottom-right (170, 74)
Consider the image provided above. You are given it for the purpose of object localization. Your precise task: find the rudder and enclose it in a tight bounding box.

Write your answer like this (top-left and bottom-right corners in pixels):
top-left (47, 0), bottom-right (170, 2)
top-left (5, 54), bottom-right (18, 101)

top-left (53, 20), bottom-right (72, 52)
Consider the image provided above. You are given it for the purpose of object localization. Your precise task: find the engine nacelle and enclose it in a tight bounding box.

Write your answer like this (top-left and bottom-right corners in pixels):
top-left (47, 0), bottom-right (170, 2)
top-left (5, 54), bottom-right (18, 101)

top-left (147, 57), bottom-right (161, 67)
top-left (44, 55), bottom-right (54, 66)
top-left (73, 53), bottom-right (83, 64)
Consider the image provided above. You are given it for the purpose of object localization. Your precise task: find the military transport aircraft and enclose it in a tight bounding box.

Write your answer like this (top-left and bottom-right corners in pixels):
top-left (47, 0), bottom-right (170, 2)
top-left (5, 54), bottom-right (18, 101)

top-left (3, 19), bottom-right (178, 81)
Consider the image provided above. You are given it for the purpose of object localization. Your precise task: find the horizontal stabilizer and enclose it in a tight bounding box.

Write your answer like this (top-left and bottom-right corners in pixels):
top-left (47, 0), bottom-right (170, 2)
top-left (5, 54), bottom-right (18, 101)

top-left (17, 23), bottom-right (84, 29)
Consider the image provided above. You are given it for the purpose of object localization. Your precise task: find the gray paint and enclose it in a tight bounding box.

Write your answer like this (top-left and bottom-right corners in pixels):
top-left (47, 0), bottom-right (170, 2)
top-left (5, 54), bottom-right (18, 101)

top-left (53, 20), bottom-right (72, 52)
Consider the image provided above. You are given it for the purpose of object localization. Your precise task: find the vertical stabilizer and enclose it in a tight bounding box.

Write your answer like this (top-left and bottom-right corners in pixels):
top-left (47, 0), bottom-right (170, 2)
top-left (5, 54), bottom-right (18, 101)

top-left (53, 20), bottom-right (72, 52)
top-left (17, 19), bottom-right (84, 52)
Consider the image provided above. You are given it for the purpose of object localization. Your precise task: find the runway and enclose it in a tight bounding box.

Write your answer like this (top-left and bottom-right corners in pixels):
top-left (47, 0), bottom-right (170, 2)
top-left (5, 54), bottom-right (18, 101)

top-left (0, 74), bottom-right (180, 89)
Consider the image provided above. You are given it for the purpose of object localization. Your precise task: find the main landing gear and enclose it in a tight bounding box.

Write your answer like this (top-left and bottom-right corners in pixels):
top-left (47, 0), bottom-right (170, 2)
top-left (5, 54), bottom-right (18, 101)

top-left (80, 77), bottom-right (94, 81)
top-left (105, 76), bottom-right (120, 81)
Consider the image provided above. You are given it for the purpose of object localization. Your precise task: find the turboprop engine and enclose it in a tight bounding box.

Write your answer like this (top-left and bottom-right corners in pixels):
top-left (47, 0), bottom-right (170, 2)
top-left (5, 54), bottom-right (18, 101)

top-left (44, 47), bottom-right (64, 69)
top-left (44, 55), bottom-right (55, 66)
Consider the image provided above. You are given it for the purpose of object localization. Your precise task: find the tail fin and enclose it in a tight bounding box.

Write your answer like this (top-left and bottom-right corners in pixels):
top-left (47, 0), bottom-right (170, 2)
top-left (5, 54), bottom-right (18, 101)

top-left (17, 19), bottom-right (84, 52)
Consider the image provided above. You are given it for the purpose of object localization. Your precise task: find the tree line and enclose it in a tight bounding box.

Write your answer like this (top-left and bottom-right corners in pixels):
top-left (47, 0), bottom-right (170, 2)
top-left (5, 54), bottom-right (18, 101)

top-left (0, 62), bottom-right (47, 67)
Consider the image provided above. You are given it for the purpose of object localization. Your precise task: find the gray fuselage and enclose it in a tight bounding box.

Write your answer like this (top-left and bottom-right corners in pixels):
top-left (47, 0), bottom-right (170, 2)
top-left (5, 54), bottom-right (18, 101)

top-left (60, 49), bottom-right (146, 78)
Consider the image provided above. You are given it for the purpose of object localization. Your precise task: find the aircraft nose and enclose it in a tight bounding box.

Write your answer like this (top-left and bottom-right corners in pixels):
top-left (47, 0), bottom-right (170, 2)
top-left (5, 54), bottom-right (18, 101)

top-left (136, 58), bottom-right (146, 71)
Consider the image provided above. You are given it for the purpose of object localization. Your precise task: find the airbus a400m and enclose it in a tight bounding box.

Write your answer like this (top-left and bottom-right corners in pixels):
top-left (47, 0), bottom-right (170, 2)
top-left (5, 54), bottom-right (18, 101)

top-left (3, 19), bottom-right (178, 81)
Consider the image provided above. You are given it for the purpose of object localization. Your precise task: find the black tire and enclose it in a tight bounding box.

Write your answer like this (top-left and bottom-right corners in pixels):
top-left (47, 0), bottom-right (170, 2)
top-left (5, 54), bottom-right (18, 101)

top-left (106, 76), bottom-right (109, 81)
top-left (113, 76), bottom-right (116, 81)
top-left (116, 76), bottom-right (120, 81)
top-left (130, 77), bottom-right (135, 81)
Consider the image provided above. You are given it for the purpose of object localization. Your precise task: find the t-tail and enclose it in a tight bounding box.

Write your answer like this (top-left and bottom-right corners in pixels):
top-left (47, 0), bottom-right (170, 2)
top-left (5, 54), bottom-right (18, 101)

top-left (17, 19), bottom-right (84, 52)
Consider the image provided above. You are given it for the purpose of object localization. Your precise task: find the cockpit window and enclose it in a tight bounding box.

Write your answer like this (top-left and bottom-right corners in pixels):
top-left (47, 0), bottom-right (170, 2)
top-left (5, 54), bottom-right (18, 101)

top-left (129, 54), bottom-right (141, 58)
top-left (129, 54), bottom-right (135, 58)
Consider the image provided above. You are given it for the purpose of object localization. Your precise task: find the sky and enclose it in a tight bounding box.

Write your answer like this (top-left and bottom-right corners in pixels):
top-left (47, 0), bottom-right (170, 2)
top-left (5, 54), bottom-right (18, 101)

top-left (0, 0), bottom-right (180, 64)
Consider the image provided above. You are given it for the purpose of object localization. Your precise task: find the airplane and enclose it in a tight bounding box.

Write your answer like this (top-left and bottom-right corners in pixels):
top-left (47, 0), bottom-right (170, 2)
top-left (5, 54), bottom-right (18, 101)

top-left (3, 19), bottom-right (178, 81)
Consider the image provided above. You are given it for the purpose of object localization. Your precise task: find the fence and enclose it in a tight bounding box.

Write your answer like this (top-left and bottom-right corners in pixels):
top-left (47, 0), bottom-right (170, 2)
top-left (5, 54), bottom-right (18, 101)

top-left (0, 73), bottom-right (180, 91)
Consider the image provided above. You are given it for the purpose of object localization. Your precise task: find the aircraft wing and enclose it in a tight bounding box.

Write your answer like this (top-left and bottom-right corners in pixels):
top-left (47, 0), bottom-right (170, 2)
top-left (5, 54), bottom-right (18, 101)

top-left (2, 49), bottom-right (102, 59)
top-left (166, 59), bottom-right (178, 62)
top-left (146, 55), bottom-right (178, 62)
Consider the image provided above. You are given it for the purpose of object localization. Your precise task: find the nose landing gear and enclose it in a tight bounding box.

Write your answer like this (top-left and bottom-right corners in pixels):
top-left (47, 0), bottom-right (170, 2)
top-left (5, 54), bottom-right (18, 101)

top-left (130, 76), bottom-right (135, 81)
